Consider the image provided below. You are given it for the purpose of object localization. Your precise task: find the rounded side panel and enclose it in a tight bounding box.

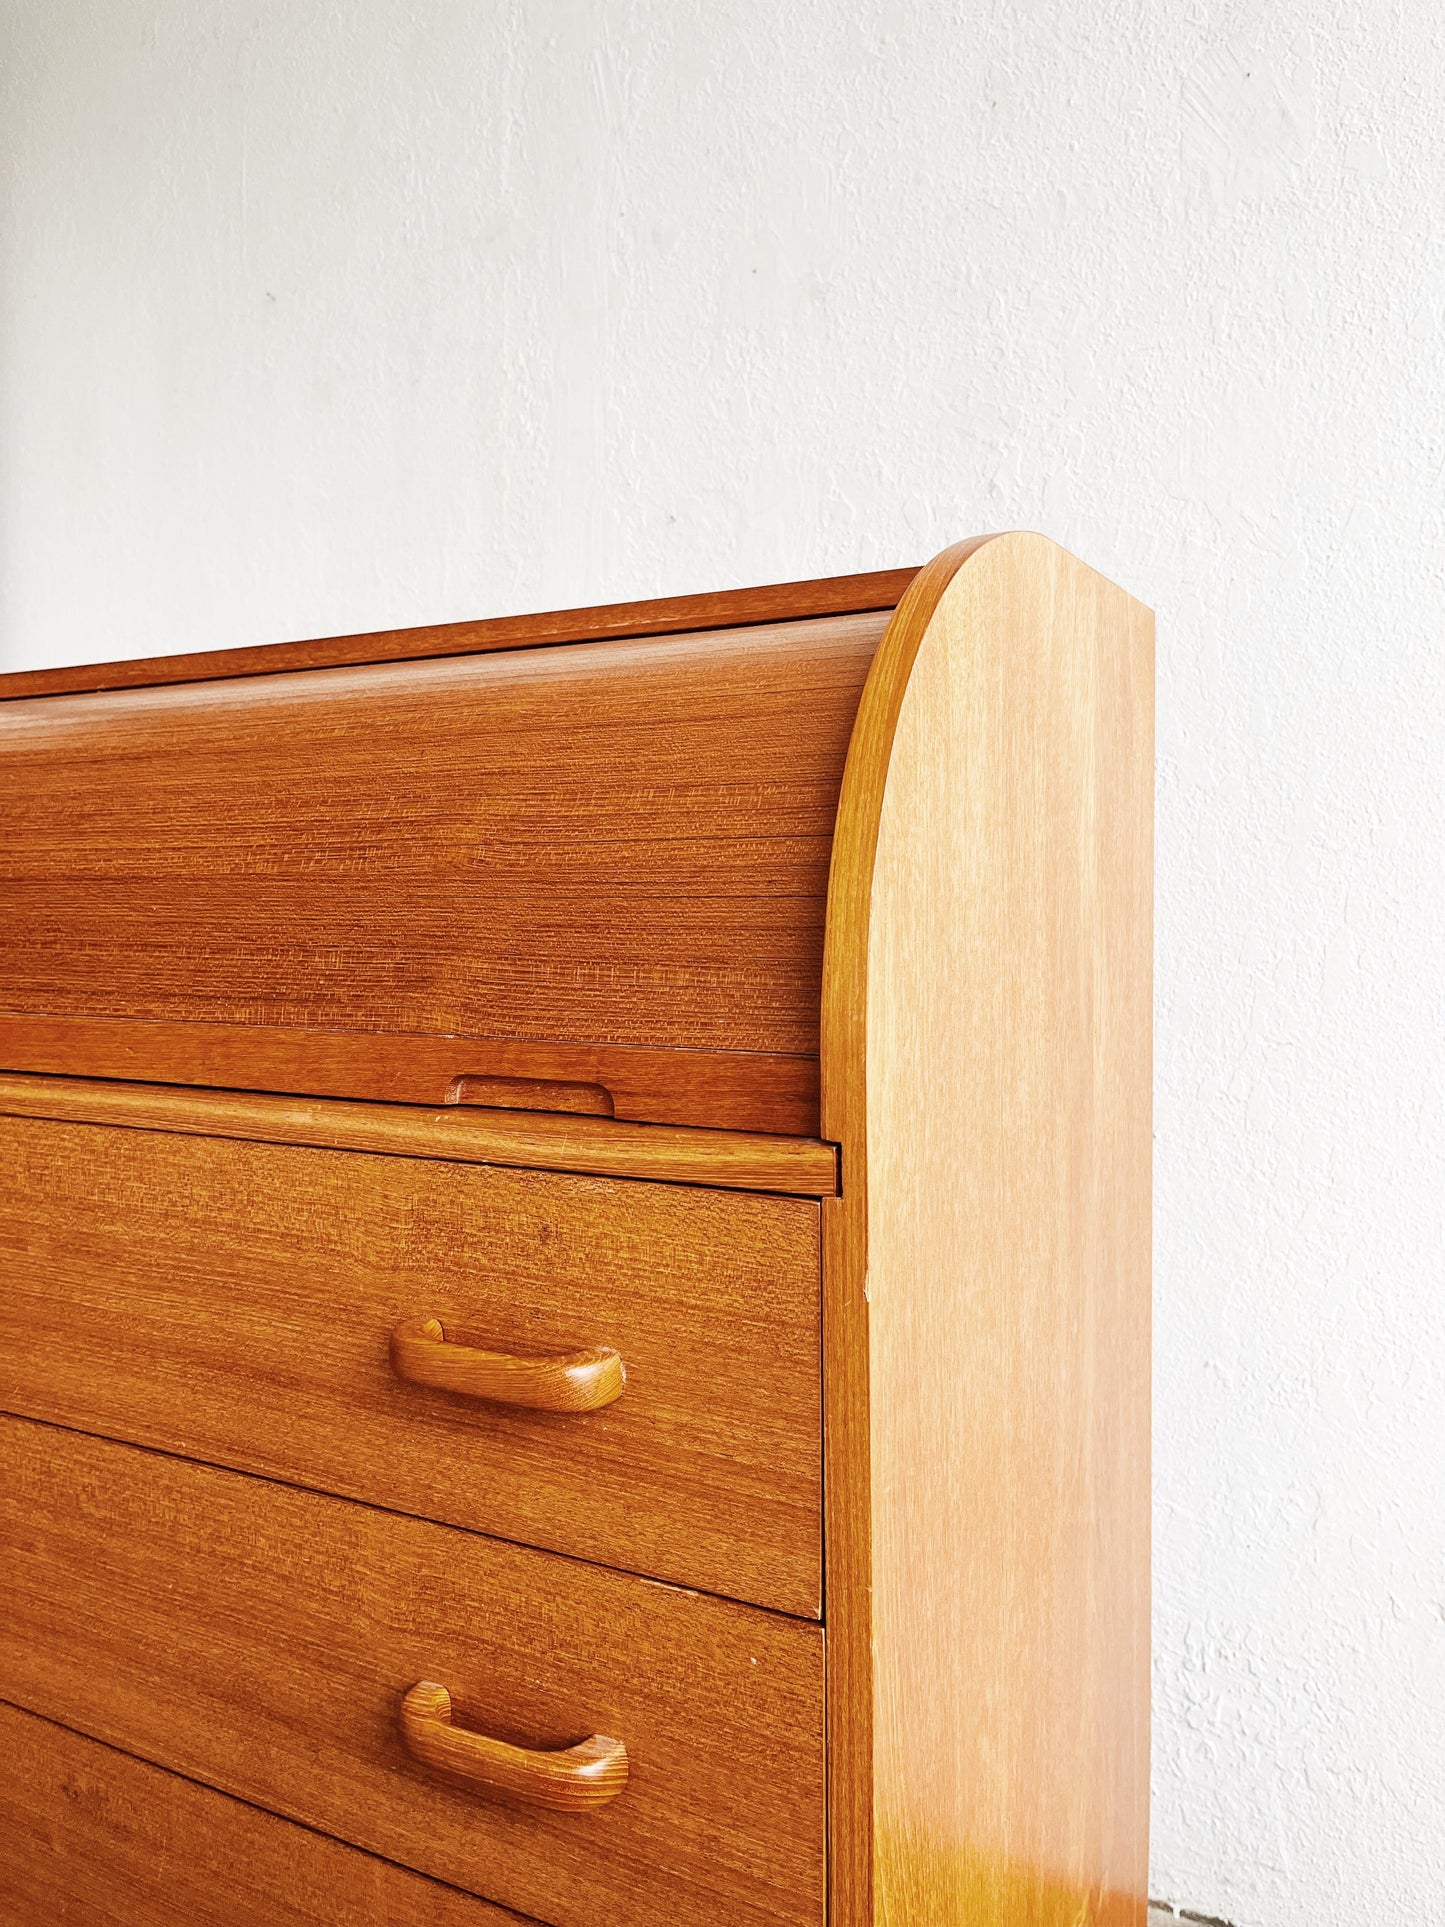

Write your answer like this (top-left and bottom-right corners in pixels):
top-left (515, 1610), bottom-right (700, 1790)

top-left (818, 532), bottom-right (1004, 1927)
top-left (821, 532), bottom-right (1153, 1927)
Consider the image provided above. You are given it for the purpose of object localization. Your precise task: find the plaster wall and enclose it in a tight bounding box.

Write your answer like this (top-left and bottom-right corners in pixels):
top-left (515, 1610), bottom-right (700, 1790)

top-left (2, 6), bottom-right (1442, 1921)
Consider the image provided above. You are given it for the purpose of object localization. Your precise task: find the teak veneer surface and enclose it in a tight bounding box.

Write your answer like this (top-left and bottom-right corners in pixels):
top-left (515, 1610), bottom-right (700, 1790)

top-left (0, 1070), bottom-right (839, 1196)
top-left (0, 538), bottom-right (1153, 1927)
top-left (0, 1702), bottom-right (527, 1926)
top-left (0, 566), bottom-right (918, 700)
top-left (0, 1113), bottom-right (822, 1614)
top-left (0, 612), bottom-right (890, 1132)
top-left (0, 1418), bottom-right (825, 1927)
top-left (0, 1016), bottom-right (821, 1138)
top-left (820, 534), bottom-right (1152, 1925)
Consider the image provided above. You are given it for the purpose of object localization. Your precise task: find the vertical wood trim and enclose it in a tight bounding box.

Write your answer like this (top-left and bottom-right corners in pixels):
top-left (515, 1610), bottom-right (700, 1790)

top-left (821, 539), bottom-right (996, 1926)
top-left (821, 534), bottom-right (1153, 1925)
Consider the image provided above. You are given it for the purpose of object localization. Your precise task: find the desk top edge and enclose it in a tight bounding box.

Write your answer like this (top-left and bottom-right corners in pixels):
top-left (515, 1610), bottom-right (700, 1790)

top-left (0, 566), bottom-right (921, 702)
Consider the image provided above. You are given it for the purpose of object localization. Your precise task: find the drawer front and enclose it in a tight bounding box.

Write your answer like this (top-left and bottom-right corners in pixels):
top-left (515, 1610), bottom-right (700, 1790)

top-left (0, 1420), bottom-right (825, 1927)
top-left (0, 1701), bottom-right (522, 1926)
top-left (0, 1114), bottom-right (821, 1616)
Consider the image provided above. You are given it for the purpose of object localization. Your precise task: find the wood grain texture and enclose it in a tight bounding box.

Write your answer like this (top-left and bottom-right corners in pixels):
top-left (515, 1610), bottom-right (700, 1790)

top-left (820, 533), bottom-right (1152, 1925)
top-left (0, 1700), bottom-right (526, 1926)
top-left (0, 1420), bottom-right (824, 1927)
top-left (819, 541), bottom-right (994, 1923)
top-left (0, 1114), bottom-right (822, 1614)
top-left (0, 613), bottom-right (888, 1129)
top-left (0, 566), bottom-right (916, 700)
top-left (0, 1070), bottom-right (839, 1196)
top-left (0, 1016), bottom-right (821, 1136)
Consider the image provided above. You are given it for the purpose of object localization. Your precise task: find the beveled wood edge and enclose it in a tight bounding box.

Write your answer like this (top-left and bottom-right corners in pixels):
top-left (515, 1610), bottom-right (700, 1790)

top-left (0, 1071), bottom-right (839, 1196)
top-left (818, 533), bottom-right (1003, 1927)
top-left (0, 566), bottom-right (920, 700)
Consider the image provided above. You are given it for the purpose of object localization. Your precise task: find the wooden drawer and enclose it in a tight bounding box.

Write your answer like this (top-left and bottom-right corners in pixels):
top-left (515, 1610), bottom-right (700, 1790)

top-left (0, 1112), bottom-right (821, 1616)
top-left (0, 1702), bottom-right (524, 1926)
top-left (0, 1419), bottom-right (824, 1927)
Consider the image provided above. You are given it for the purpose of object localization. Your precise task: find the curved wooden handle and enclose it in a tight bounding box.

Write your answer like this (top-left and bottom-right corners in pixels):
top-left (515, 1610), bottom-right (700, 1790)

top-left (390, 1317), bottom-right (624, 1412)
top-left (399, 1681), bottom-right (628, 1811)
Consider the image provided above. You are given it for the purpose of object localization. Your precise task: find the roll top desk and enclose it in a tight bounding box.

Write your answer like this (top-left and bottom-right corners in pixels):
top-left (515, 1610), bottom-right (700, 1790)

top-left (0, 532), bottom-right (1152, 1926)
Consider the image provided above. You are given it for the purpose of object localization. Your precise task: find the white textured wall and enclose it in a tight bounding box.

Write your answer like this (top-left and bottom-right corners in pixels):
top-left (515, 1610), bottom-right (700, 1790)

top-left (3, 6), bottom-right (1442, 1922)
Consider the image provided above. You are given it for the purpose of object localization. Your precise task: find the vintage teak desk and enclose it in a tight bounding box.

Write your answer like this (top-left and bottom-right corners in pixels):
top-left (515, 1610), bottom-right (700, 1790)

top-left (0, 533), bottom-right (1151, 1926)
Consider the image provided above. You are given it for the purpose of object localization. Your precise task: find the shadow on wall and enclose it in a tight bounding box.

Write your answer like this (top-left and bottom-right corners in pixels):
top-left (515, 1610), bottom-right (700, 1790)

top-left (1151, 1906), bottom-right (1238, 1927)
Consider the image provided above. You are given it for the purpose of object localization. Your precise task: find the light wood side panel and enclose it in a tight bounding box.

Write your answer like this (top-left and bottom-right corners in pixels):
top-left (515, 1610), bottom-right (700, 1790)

top-left (0, 1419), bottom-right (825, 1927)
top-left (0, 614), bottom-right (887, 1111)
top-left (0, 1115), bottom-right (822, 1615)
top-left (0, 1701), bottom-right (526, 1926)
top-left (0, 1071), bottom-right (838, 1196)
top-left (821, 534), bottom-right (1152, 1925)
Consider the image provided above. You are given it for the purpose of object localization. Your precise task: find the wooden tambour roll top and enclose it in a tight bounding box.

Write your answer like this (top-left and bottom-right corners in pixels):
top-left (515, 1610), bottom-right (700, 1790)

top-left (0, 533), bottom-right (1152, 1927)
top-left (0, 574), bottom-right (912, 1134)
